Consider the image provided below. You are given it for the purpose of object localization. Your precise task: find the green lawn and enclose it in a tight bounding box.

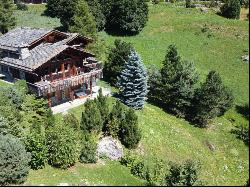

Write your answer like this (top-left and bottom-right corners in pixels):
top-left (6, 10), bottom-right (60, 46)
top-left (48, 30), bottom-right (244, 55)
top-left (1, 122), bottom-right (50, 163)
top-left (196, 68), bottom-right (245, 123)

top-left (14, 3), bottom-right (249, 186)
top-left (0, 80), bottom-right (11, 87)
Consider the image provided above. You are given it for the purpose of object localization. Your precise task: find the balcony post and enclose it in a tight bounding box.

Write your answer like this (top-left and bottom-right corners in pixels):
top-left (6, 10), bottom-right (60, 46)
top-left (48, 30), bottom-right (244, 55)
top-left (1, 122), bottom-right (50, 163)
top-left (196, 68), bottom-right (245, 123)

top-left (61, 63), bottom-right (65, 79)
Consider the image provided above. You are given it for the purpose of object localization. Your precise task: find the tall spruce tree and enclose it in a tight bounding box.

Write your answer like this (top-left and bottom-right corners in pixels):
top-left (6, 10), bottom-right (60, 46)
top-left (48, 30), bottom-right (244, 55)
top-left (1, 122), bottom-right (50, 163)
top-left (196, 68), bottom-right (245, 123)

top-left (69, 0), bottom-right (97, 38)
top-left (118, 49), bottom-right (148, 110)
top-left (193, 71), bottom-right (234, 127)
top-left (160, 45), bottom-right (199, 117)
top-left (81, 99), bottom-right (103, 134)
top-left (0, 0), bottom-right (16, 34)
top-left (104, 39), bottom-right (134, 86)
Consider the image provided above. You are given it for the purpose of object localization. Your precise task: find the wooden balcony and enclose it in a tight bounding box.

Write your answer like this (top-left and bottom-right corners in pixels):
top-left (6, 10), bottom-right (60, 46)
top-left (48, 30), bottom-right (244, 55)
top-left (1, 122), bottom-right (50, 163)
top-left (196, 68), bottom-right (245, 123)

top-left (33, 69), bottom-right (103, 96)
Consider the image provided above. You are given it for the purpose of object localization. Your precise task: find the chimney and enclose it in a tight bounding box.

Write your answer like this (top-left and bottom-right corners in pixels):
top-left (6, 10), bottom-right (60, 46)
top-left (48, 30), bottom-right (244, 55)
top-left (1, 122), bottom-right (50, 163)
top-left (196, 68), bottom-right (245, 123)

top-left (19, 47), bottom-right (30, 60)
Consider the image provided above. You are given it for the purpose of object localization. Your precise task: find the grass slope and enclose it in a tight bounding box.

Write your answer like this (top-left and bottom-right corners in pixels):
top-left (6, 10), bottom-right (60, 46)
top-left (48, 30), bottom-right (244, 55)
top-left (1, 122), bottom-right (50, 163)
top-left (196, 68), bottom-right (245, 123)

top-left (99, 4), bottom-right (249, 105)
top-left (13, 3), bottom-right (249, 186)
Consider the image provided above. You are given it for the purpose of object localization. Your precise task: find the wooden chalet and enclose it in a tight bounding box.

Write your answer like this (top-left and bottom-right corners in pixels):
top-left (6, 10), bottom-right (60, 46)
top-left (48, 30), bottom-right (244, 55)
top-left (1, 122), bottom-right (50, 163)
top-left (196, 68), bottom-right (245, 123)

top-left (0, 27), bottom-right (103, 107)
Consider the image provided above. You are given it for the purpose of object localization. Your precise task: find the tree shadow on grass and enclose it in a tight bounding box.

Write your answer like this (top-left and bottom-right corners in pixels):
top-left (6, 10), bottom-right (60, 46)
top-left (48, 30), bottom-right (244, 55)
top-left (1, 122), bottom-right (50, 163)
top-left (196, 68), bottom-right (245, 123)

top-left (104, 27), bottom-right (139, 37)
top-left (235, 104), bottom-right (249, 120)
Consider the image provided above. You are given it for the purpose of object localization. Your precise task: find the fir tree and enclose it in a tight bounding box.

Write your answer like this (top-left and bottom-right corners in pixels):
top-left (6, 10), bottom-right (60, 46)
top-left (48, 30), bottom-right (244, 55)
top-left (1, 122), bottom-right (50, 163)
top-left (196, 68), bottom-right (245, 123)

top-left (86, 0), bottom-right (106, 31)
top-left (194, 71), bottom-right (234, 127)
top-left (0, 134), bottom-right (31, 185)
top-left (69, 0), bottom-right (97, 38)
top-left (0, 0), bottom-right (16, 34)
top-left (118, 49), bottom-right (148, 110)
top-left (119, 108), bottom-right (141, 149)
top-left (104, 39), bottom-right (133, 86)
top-left (96, 88), bottom-right (109, 123)
top-left (160, 45), bottom-right (199, 117)
top-left (81, 99), bottom-right (103, 134)
top-left (104, 100), bottom-right (126, 137)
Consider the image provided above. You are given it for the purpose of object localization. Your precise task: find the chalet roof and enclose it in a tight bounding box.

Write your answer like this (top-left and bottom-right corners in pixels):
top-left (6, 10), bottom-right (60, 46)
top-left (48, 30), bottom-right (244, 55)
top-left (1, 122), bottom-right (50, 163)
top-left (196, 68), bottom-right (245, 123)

top-left (0, 27), bottom-right (94, 72)
top-left (0, 27), bottom-right (53, 50)
top-left (0, 43), bottom-right (68, 71)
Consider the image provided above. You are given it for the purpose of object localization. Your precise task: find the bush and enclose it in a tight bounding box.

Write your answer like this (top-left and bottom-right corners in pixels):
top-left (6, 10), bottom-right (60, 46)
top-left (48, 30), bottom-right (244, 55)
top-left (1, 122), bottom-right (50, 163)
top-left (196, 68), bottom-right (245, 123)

top-left (131, 160), bottom-right (147, 180)
top-left (0, 134), bottom-right (31, 185)
top-left (106, 0), bottom-right (148, 35)
top-left (186, 0), bottom-right (192, 8)
top-left (16, 1), bottom-right (28, 11)
top-left (79, 134), bottom-right (97, 163)
top-left (103, 39), bottom-right (133, 86)
top-left (220, 0), bottom-right (241, 19)
top-left (24, 129), bottom-right (47, 170)
top-left (119, 108), bottom-right (141, 149)
top-left (63, 113), bottom-right (80, 130)
top-left (0, 116), bottom-right (9, 135)
top-left (46, 124), bottom-right (79, 169)
top-left (120, 150), bottom-right (141, 168)
top-left (164, 160), bottom-right (201, 186)
top-left (145, 159), bottom-right (166, 186)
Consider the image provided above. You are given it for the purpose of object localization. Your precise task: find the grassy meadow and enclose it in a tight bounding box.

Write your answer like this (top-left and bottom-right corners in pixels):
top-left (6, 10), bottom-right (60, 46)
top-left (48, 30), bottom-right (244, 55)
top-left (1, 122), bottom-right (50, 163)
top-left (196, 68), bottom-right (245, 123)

top-left (8, 3), bottom-right (250, 186)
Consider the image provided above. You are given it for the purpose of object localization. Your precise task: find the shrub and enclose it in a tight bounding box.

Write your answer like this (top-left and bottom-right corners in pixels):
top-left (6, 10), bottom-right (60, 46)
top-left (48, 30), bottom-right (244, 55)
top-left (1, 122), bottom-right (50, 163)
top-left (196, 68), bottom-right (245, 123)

top-left (152, 0), bottom-right (160, 4)
top-left (186, 0), bottom-right (192, 8)
top-left (0, 116), bottom-right (9, 135)
top-left (24, 131), bottom-right (47, 170)
top-left (145, 159), bottom-right (166, 185)
top-left (46, 124), bottom-right (79, 169)
top-left (16, 1), bottom-right (28, 11)
top-left (81, 99), bottom-right (103, 134)
top-left (131, 160), bottom-right (147, 180)
top-left (164, 160), bottom-right (201, 186)
top-left (120, 151), bottom-right (141, 168)
top-left (119, 108), bottom-right (141, 149)
top-left (0, 134), bottom-right (31, 185)
top-left (79, 134), bottom-right (97, 163)
top-left (220, 0), bottom-right (241, 19)
top-left (0, 87), bottom-right (25, 109)
top-left (103, 39), bottom-right (133, 86)
top-left (193, 71), bottom-right (234, 127)
top-left (63, 113), bottom-right (80, 130)
top-left (118, 49), bottom-right (148, 110)
top-left (106, 0), bottom-right (148, 35)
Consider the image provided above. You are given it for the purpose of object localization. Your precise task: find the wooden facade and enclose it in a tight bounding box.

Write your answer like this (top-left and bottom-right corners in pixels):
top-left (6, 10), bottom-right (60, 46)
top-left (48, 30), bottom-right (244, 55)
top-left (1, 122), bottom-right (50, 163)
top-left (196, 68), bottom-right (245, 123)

top-left (0, 27), bottom-right (103, 107)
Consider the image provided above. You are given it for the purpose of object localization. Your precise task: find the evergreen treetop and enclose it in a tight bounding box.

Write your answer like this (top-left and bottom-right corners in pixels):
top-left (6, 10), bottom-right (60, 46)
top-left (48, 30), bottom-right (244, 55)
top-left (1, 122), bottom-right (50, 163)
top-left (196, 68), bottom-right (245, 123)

top-left (0, 0), bottom-right (16, 34)
top-left (118, 49), bottom-right (148, 109)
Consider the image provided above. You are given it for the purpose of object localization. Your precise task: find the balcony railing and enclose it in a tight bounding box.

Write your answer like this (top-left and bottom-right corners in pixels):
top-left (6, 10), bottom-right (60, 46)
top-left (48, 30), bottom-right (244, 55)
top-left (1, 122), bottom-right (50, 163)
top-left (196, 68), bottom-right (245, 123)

top-left (33, 69), bottom-right (103, 96)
